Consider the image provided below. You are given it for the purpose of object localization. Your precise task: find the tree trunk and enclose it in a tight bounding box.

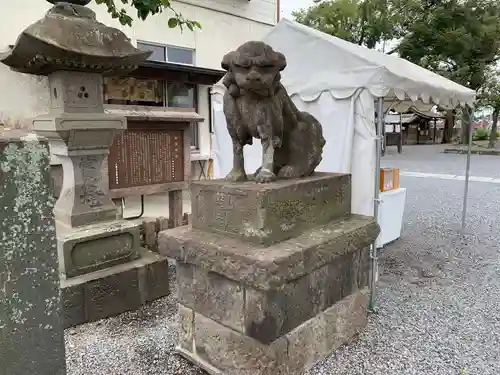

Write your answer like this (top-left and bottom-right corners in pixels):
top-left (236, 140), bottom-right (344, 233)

top-left (461, 107), bottom-right (471, 145)
top-left (488, 109), bottom-right (499, 149)
top-left (442, 110), bottom-right (454, 143)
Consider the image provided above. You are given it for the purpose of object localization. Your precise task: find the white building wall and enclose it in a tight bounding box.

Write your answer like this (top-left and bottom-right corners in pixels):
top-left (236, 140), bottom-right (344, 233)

top-left (0, 0), bottom-right (276, 218)
top-left (0, 0), bottom-right (275, 125)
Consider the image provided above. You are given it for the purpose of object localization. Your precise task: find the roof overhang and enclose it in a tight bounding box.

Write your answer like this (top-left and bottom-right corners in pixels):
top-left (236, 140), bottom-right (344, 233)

top-left (409, 107), bottom-right (445, 119)
top-left (131, 60), bottom-right (225, 85)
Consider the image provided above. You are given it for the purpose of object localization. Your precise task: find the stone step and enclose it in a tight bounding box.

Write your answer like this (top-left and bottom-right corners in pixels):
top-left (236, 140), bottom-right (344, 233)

top-left (158, 213), bottom-right (378, 291)
top-left (177, 288), bottom-right (369, 375)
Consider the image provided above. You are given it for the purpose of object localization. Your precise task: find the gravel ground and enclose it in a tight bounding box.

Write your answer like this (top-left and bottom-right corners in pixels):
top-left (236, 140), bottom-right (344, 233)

top-left (66, 264), bottom-right (205, 375)
top-left (66, 175), bottom-right (500, 375)
top-left (306, 177), bottom-right (500, 375)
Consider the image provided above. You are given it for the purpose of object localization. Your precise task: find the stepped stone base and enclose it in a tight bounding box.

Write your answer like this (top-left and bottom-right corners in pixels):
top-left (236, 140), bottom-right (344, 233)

top-left (61, 247), bottom-right (169, 328)
top-left (159, 173), bottom-right (379, 374)
top-left (177, 289), bottom-right (369, 375)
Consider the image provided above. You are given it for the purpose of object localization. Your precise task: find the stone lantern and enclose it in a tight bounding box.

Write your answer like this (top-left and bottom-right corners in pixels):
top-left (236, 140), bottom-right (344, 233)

top-left (0, 0), bottom-right (170, 327)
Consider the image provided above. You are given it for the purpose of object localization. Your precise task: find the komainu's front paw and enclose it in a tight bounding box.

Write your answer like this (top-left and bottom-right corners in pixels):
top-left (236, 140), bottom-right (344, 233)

top-left (254, 169), bottom-right (277, 183)
top-left (225, 169), bottom-right (248, 182)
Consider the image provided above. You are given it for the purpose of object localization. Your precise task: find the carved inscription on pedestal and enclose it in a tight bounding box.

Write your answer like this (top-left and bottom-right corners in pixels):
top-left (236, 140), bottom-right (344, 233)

top-left (214, 192), bottom-right (236, 232)
top-left (195, 190), bottom-right (246, 235)
top-left (79, 155), bottom-right (106, 208)
top-left (190, 174), bottom-right (352, 245)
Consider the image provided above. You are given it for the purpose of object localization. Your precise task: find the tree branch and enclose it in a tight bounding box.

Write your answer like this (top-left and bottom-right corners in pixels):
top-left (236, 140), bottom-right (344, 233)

top-left (387, 46), bottom-right (398, 54)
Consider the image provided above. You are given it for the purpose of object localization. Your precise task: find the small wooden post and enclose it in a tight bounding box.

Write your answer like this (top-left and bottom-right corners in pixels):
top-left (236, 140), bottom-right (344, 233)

top-left (169, 189), bottom-right (183, 227)
top-left (398, 117), bottom-right (403, 153)
top-left (433, 118), bottom-right (437, 143)
top-left (142, 218), bottom-right (158, 251)
top-left (112, 198), bottom-right (123, 219)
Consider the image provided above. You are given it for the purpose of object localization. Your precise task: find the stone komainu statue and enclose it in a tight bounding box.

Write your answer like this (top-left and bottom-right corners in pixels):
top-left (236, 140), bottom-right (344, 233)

top-left (221, 41), bottom-right (326, 183)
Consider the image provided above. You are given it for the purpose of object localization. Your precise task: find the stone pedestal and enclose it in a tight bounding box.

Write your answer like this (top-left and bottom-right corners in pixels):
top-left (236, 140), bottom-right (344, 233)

top-left (32, 71), bottom-right (169, 328)
top-left (0, 130), bottom-right (66, 375)
top-left (159, 173), bottom-right (380, 375)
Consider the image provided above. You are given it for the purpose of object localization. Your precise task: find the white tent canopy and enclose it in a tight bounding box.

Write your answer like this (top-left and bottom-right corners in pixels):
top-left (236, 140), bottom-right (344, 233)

top-left (211, 18), bottom-right (475, 217)
top-left (213, 18), bottom-right (475, 111)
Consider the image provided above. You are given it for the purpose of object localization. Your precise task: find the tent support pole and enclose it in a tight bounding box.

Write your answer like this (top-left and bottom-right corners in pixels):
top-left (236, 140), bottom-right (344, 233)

top-left (370, 97), bottom-right (384, 312)
top-left (461, 108), bottom-right (473, 231)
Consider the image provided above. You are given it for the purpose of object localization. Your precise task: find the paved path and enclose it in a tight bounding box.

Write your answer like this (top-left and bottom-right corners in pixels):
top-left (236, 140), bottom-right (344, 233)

top-left (382, 144), bottom-right (500, 179)
top-left (399, 170), bottom-right (500, 184)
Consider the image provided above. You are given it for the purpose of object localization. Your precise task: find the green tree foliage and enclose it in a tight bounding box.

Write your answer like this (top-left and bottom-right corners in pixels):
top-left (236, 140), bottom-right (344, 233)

top-left (292, 0), bottom-right (402, 49)
top-left (477, 69), bottom-right (500, 147)
top-left (397, 0), bottom-right (500, 91)
top-left (294, 0), bottom-right (500, 90)
top-left (294, 0), bottom-right (500, 144)
top-left (94, 0), bottom-right (201, 30)
top-left (397, 0), bottom-right (500, 144)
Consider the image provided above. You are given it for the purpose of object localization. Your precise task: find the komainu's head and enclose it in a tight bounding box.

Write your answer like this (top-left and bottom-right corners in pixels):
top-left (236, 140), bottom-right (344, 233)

top-left (221, 41), bottom-right (286, 97)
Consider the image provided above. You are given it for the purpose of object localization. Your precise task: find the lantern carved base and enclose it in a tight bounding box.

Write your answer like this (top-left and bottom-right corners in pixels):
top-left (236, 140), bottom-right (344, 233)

top-left (61, 246), bottom-right (169, 328)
